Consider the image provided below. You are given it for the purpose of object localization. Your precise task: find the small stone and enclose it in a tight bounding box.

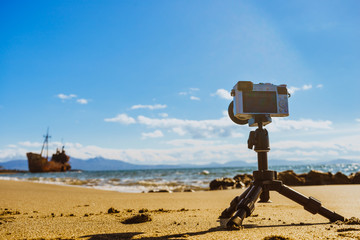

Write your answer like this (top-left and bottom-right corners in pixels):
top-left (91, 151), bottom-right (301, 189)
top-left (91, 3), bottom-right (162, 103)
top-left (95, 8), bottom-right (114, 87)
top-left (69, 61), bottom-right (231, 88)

top-left (139, 208), bottom-right (148, 213)
top-left (108, 207), bottom-right (120, 214)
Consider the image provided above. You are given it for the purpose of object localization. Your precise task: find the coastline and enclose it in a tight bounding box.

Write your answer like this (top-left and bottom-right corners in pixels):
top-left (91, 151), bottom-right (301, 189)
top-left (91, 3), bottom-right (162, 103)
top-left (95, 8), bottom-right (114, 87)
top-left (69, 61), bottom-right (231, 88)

top-left (1, 179), bottom-right (360, 239)
top-left (1, 164), bottom-right (359, 194)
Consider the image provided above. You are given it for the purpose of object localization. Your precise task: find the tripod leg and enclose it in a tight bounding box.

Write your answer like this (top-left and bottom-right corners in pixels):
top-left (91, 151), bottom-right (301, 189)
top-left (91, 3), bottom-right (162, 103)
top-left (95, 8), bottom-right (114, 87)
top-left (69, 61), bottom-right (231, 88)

top-left (227, 185), bottom-right (263, 228)
top-left (259, 189), bottom-right (270, 202)
top-left (277, 184), bottom-right (344, 222)
top-left (219, 185), bottom-right (252, 219)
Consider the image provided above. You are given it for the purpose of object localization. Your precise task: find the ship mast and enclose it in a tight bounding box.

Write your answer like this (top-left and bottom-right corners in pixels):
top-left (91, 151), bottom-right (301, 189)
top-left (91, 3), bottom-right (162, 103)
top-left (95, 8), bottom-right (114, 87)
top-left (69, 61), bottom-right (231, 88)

top-left (40, 128), bottom-right (51, 160)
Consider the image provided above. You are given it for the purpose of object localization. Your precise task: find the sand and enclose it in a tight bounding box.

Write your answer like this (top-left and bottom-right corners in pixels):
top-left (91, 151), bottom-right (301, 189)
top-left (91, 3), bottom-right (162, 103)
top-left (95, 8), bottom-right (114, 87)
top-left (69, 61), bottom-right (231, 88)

top-left (1, 180), bottom-right (360, 240)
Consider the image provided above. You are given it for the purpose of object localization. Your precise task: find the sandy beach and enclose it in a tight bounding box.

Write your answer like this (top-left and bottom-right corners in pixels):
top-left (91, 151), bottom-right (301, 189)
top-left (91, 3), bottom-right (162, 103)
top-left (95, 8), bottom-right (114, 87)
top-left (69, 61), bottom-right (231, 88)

top-left (1, 180), bottom-right (360, 240)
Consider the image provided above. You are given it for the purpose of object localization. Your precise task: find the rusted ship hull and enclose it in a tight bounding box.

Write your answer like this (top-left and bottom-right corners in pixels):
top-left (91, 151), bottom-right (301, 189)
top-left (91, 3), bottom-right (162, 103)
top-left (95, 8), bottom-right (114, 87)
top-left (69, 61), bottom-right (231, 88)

top-left (27, 152), bottom-right (71, 173)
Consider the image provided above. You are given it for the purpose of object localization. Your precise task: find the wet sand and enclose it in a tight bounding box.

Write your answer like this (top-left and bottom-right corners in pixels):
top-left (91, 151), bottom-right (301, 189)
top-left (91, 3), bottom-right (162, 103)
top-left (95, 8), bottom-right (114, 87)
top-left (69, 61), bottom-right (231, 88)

top-left (1, 180), bottom-right (360, 239)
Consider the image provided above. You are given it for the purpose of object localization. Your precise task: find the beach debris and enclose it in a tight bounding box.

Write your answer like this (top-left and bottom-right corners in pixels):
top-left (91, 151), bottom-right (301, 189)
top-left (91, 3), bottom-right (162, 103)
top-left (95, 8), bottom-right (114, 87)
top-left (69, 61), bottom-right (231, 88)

top-left (200, 170), bottom-right (210, 175)
top-left (333, 172), bottom-right (351, 184)
top-left (338, 217), bottom-right (360, 225)
top-left (277, 170), bottom-right (305, 186)
top-left (349, 172), bottom-right (360, 184)
top-left (0, 209), bottom-right (19, 225)
top-left (139, 208), bottom-right (148, 213)
top-left (209, 177), bottom-right (236, 190)
top-left (158, 189), bottom-right (171, 193)
top-left (184, 189), bottom-right (195, 192)
top-left (122, 213), bottom-right (152, 224)
top-left (0, 209), bottom-right (20, 216)
top-left (263, 235), bottom-right (293, 240)
top-left (345, 217), bottom-right (360, 225)
top-left (107, 207), bottom-right (120, 214)
top-left (148, 189), bottom-right (172, 193)
top-left (234, 174), bottom-right (254, 187)
top-left (337, 227), bottom-right (360, 232)
top-left (305, 170), bottom-right (334, 185)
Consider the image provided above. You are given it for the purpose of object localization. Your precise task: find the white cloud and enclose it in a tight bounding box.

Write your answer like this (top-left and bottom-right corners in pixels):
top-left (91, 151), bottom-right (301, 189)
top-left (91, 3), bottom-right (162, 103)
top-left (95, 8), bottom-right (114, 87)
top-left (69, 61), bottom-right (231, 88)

top-left (137, 113), bottom-right (238, 138)
top-left (2, 130), bottom-right (360, 164)
top-left (302, 84), bottom-right (312, 90)
top-left (105, 111), bottom-right (334, 139)
top-left (316, 84), bottom-right (323, 88)
top-left (56, 93), bottom-right (90, 105)
top-left (268, 118), bottom-right (332, 132)
top-left (212, 89), bottom-right (233, 100)
top-left (165, 139), bottom-right (220, 147)
top-left (18, 141), bottom-right (43, 148)
top-left (179, 88), bottom-right (200, 96)
top-left (356, 119), bottom-right (360, 122)
top-left (76, 98), bottom-right (88, 104)
top-left (141, 130), bottom-right (164, 139)
top-left (104, 114), bottom-right (136, 124)
top-left (136, 114), bottom-right (333, 138)
top-left (190, 96), bottom-right (200, 101)
top-left (288, 84), bottom-right (315, 95)
top-left (131, 104), bottom-right (167, 110)
top-left (287, 86), bottom-right (300, 95)
top-left (18, 141), bottom-right (66, 149)
top-left (57, 94), bottom-right (77, 100)
top-left (159, 113), bottom-right (168, 118)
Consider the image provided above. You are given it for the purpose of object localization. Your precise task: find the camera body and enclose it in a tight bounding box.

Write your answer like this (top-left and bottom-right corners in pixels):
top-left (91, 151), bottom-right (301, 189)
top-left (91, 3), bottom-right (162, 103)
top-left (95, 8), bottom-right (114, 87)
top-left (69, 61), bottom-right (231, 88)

top-left (231, 81), bottom-right (289, 126)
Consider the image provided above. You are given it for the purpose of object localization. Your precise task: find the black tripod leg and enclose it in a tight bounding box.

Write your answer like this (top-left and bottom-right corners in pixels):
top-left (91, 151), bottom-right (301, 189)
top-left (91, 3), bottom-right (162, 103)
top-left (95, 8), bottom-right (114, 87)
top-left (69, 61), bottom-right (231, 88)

top-left (277, 184), bottom-right (344, 222)
top-left (219, 185), bottom-right (252, 219)
top-left (259, 189), bottom-right (270, 202)
top-left (227, 185), bottom-right (263, 228)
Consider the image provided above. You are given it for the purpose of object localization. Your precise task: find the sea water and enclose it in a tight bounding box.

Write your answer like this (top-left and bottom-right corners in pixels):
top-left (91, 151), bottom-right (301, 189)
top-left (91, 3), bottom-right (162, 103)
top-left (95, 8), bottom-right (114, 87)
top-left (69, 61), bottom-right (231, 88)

top-left (1, 163), bottom-right (359, 193)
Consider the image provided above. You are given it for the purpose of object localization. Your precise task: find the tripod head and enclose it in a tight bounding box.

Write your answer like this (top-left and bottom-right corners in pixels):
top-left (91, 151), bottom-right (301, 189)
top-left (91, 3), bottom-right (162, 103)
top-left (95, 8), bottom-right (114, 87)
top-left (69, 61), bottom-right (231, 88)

top-left (246, 115), bottom-right (271, 152)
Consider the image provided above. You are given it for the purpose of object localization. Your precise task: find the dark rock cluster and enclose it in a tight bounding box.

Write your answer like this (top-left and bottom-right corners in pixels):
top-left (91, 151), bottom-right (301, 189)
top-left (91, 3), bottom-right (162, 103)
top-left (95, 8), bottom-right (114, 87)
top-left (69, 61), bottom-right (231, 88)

top-left (209, 170), bottom-right (360, 190)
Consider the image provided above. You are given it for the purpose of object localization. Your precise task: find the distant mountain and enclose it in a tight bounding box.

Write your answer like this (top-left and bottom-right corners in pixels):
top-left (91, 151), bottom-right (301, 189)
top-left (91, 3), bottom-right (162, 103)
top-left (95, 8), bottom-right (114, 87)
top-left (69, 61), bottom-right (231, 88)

top-left (320, 159), bottom-right (357, 165)
top-left (268, 159), bottom-right (310, 166)
top-left (222, 161), bottom-right (254, 167)
top-left (0, 160), bottom-right (28, 171)
top-left (70, 157), bottom-right (143, 171)
top-left (0, 158), bottom-right (358, 171)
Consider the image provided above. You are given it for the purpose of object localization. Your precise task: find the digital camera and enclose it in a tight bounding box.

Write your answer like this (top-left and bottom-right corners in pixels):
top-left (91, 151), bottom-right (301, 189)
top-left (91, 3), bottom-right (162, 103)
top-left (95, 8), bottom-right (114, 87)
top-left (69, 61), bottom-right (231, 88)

top-left (229, 81), bottom-right (289, 126)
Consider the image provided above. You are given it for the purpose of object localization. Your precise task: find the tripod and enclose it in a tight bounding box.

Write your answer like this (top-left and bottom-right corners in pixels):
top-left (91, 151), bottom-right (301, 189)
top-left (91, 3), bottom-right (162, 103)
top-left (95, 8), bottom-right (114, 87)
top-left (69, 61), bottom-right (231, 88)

top-left (219, 115), bottom-right (344, 229)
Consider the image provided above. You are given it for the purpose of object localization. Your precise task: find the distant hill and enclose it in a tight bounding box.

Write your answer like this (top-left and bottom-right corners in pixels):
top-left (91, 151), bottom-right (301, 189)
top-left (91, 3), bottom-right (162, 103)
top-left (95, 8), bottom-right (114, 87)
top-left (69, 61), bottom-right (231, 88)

top-left (70, 157), bottom-right (143, 171)
top-left (0, 158), bottom-right (358, 171)
top-left (0, 160), bottom-right (29, 171)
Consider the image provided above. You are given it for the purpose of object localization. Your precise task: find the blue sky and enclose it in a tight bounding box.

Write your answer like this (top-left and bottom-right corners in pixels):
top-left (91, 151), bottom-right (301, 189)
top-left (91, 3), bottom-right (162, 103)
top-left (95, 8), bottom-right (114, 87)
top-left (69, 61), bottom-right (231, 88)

top-left (1, 0), bottom-right (359, 164)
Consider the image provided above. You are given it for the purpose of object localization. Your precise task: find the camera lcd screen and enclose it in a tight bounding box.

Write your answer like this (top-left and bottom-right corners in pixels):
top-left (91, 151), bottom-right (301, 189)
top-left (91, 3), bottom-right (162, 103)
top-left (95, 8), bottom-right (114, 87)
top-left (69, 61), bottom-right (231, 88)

top-left (242, 91), bottom-right (277, 113)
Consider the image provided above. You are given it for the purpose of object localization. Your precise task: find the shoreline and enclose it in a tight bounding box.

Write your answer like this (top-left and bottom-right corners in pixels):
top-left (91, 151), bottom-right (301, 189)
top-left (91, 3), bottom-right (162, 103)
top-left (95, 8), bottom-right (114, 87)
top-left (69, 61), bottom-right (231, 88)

top-left (1, 179), bottom-right (360, 239)
top-left (2, 167), bottom-right (360, 194)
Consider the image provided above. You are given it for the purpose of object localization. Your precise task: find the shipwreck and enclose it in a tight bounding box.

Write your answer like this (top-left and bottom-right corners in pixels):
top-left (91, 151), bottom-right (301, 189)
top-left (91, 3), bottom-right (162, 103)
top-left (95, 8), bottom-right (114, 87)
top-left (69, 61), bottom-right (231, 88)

top-left (26, 129), bottom-right (71, 173)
